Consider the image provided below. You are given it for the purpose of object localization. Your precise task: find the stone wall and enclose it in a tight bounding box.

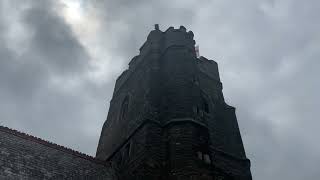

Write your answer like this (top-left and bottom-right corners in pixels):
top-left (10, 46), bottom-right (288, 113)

top-left (0, 126), bottom-right (115, 180)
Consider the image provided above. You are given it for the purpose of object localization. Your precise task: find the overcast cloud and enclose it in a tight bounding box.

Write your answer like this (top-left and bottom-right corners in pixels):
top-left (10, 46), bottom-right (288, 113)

top-left (0, 0), bottom-right (319, 179)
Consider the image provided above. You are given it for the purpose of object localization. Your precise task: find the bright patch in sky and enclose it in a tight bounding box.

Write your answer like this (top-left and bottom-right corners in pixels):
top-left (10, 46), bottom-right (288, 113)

top-left (58, 0), bottom-right (99, 38)
top-left (60, 0), bottom-right (84, 24)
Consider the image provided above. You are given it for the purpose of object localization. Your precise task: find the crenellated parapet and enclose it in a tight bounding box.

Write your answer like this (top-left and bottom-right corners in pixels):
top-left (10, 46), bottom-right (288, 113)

top-left (139, 24), bottom-right (196, 56)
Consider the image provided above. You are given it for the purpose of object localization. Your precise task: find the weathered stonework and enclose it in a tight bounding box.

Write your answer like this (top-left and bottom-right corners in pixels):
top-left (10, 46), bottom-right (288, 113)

top-left (97, 25), bottom-right (252, 180)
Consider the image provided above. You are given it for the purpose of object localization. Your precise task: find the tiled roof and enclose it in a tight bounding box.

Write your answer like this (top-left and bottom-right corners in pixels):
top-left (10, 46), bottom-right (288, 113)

top-left (0, 125), bottom-right (106, 165)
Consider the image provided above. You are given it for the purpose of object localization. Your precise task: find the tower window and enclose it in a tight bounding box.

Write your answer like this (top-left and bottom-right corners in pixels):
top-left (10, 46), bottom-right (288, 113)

top-left (196, 127), bottom-right (211, 164)
top-left (204, 154), bottom-right (211, 164)
top-left (125, 142), bottom-right (131, 157)
top-left (197, 151), bottom-right (203, 160)
top-left (196, 151), bottom-right (211, 164)
top-left (121, 142), bottom-right (131, 164)
top-left (120, 96), bottom-right (129, 121)
top-left (203, 101), bottom-right (209, 113)
top-left (193, 76), bottom-right (199, 85)
top-left (201, 95), bottom-right (210, 114)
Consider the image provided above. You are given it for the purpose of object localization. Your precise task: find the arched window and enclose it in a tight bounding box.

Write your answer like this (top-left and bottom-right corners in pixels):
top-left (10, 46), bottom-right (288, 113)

top-left (120, 96), bottom-right (129, 121)
top-left (201, 96), bottom-right (209, 113)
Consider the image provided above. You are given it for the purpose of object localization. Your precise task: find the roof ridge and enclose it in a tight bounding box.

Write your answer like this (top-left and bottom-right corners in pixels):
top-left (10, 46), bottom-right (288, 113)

top-left (0, 125), bottom-right (106, 165)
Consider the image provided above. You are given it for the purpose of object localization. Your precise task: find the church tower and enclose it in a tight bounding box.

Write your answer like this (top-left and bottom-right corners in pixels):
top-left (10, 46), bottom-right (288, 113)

top-left (96, 25), bottom-right (252, 180)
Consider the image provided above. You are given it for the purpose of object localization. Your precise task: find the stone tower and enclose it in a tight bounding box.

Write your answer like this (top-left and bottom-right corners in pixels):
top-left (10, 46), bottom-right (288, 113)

top-left (96, 25), bottom-right (252, 180)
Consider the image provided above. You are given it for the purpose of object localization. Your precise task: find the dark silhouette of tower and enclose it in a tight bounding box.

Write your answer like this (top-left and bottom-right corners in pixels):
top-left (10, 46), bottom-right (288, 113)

top-left (96, 25), bottom-right (252, 180)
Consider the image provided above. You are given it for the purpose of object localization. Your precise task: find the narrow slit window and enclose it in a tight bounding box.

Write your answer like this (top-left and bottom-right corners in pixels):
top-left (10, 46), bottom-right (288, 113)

top-left (120, 96), bottom-right (129, 121)
top-left (203, 101), bottom-right (209, 113)
top-left (125, 142), bottom-right (131, 157)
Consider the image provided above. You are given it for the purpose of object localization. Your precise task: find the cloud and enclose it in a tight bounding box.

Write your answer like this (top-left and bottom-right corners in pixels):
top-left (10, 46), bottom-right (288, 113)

top-left (0, 0), bottom-right (108, 155)
top-left (0, 0), bottom-right (319, 179)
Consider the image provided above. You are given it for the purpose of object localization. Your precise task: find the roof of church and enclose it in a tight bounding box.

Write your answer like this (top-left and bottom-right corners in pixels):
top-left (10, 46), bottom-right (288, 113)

top-left (0, 125), bottom-right (105, 165)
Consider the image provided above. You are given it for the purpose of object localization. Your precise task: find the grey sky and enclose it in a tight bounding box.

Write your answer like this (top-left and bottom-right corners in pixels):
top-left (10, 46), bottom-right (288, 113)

top-left (0, 0), bottom-right (319, 179)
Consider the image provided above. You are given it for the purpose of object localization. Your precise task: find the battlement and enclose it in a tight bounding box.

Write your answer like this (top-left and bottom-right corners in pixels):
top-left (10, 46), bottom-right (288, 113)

top-left (114, 25), bottom-right (198, 96)
top-left (139, 24), bottom-right (196, 56)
